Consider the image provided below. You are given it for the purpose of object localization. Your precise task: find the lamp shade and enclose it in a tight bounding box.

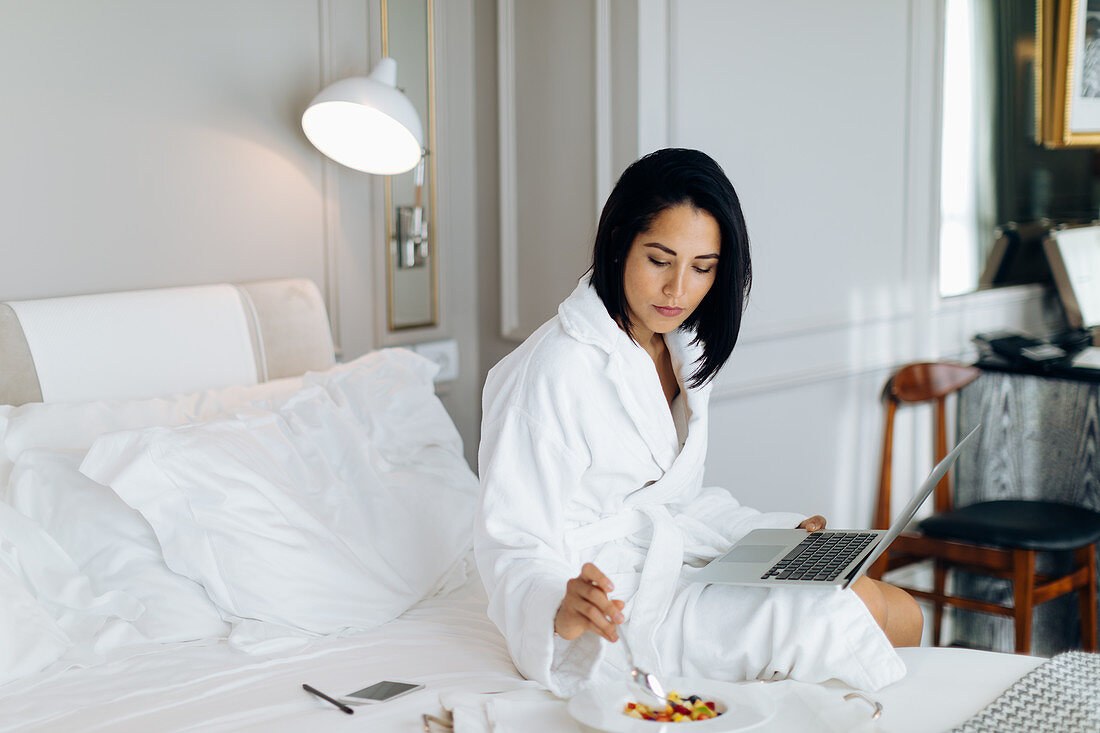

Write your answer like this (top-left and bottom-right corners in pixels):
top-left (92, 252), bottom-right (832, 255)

top-left (301, 57), bottom-right (424, 175)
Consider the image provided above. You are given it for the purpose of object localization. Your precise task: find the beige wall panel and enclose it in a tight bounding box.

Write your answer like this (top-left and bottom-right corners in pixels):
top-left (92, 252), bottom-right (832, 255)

top-left (512, 0), bottom-right (597, 336)
top-left (610, 0), bottom-right (639, 178)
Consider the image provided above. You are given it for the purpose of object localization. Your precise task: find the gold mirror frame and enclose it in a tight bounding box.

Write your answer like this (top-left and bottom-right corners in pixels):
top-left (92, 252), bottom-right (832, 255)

top-left (1036, 0), bottom-right (1100, 147)
top-left (383, 0), bottom-right (439, 330)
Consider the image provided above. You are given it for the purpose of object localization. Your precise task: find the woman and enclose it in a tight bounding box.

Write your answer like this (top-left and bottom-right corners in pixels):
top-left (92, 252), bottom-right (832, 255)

top-left (475, 149), bottom-right (919, 698)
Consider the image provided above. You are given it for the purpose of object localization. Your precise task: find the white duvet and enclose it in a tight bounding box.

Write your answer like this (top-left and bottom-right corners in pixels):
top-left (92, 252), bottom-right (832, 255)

top-left (0, 349), bottom-right (480, 687)
top-left (81, 351), bottom-right (479, 650)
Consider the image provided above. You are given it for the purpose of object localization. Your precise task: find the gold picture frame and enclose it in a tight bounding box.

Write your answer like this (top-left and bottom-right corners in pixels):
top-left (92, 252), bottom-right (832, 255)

top-left (1037, 0), bottom-right (1100, 147)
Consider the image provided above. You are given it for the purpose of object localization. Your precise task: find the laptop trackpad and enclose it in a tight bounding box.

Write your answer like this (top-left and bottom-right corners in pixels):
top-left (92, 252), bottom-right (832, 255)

top-left (720, 545), bottom-right (786, 563)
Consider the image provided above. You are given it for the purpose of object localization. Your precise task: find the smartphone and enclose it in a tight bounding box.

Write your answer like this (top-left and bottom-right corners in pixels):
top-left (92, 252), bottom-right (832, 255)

top-left (339, 680), bottom-right (424, 705)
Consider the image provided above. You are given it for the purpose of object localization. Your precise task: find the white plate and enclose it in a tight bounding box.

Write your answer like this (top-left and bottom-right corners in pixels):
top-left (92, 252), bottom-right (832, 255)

top-left (567, 677), bottom-right (775, 732)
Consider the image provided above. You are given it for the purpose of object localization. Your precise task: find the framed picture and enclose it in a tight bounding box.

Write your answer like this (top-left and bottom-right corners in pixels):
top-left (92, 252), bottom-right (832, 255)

top-left (1043, 224), bottom-right (1100, 333)
top-left (1037, 0), bottom-right (1100, 147)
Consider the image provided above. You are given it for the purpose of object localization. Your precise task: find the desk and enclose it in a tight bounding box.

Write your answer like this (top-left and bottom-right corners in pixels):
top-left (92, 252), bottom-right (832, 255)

top-left (953, 362), bottom-right (1100, 654)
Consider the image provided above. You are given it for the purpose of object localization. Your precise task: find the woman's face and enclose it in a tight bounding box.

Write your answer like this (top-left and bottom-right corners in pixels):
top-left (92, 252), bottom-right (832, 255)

top-left (621, 204), bottom-right (721, 346)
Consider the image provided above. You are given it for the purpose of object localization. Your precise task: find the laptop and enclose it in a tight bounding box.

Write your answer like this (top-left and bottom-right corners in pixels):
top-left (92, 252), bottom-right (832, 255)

top-left (692, 424), bottom-right (981, 590)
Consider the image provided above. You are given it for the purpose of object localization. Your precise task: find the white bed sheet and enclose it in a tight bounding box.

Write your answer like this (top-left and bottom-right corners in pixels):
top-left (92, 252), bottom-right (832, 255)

top-left (0, 569), bottom-right (533, 733)
top-left (877, 646), bottom-right (1042, 732)
top-left (0, 565), bottom-right (1046, 733)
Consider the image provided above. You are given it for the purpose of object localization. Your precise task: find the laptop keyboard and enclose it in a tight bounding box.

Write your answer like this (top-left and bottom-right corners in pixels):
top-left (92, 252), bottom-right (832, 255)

top-left (760, 531), bottom-right (878, 582)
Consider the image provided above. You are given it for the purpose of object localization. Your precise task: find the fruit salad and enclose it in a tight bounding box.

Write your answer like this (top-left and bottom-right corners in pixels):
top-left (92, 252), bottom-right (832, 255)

top-left (621, 690), bottom-right (721, 722)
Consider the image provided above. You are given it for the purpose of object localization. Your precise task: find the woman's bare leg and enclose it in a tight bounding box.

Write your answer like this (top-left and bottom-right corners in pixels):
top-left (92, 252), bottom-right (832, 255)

top-left (877, 579), bottom-right (923, 646)
top-left (851, 576), bottom-right (923, 647)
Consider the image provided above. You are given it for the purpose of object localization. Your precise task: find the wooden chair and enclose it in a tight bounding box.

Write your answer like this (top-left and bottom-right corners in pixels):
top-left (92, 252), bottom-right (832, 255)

top-left (868, 361), bottom-right (1100, 653)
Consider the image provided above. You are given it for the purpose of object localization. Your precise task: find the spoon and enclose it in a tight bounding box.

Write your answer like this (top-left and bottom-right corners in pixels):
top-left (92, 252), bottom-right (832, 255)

top-left (618, 625), bottom-right (668, 707)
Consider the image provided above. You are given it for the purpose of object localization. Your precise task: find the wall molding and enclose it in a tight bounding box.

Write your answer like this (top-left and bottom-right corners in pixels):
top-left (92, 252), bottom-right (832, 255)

top-left (737, 280), bottom-right (1052, 349)
top-left (714, 313), bottom-right (918, 401)
top-left (933, 282), bottom-right (1047, 314)
top-left (738, 307), bottom-right (918, 348)
top-left (713, 284), bottom-right (1050, 402)
top-left (367, 0), bottom-right (390, 352)
top-left (496, 0), bottom-right (522, 340)
top-left (637, 0), bottom-right (670, 154)
top-left (905, 0), bottom-right (947, 360)
top-left (316, 0), bottom-right (343, 355)
top-left (712, 359), bottom-right (900, 402)
top-left (595, 0), bottom-right (612, 218)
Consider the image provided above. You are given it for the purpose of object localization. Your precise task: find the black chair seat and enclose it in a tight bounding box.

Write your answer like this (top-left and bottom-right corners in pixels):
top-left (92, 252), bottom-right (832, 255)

top-left (918, 500), bottom-right (1100, 552)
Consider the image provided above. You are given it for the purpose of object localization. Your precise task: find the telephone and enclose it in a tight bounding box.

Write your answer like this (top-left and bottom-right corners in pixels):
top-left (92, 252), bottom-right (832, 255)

top-left (972, 331), bottom-right (1069, 367)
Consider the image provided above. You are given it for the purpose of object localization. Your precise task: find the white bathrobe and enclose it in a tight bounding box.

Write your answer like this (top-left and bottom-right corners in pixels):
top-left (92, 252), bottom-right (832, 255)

top-left (475, 277), bottom-right (905, 698)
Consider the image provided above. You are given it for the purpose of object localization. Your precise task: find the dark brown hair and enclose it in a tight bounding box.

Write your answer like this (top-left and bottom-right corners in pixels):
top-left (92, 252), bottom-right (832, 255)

top-left (590, 148), bottom-right (751, 387)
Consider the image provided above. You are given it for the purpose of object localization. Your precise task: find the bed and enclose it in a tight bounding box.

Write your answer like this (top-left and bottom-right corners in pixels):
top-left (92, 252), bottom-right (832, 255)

top-left (0, 279), bottom-right (1059, 732)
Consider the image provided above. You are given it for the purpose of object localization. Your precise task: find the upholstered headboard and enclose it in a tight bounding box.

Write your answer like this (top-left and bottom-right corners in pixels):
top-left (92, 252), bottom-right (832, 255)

top-left (0, 279), bottom-right (335, 406)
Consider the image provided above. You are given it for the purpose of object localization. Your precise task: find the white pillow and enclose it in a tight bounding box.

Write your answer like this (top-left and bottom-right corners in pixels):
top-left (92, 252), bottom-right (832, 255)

top-left (7, 450), bottom-right (230, 643)
top-left (0, 376), bottom-right (305, 490)
top-left (81, 349), bottom-right (479, 642)
top-left (0, 501), bottom-right (143, 686)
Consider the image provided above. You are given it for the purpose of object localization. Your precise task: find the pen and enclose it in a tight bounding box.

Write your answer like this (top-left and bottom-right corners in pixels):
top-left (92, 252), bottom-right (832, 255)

top-left (302, 683), bottom-right (354, 714)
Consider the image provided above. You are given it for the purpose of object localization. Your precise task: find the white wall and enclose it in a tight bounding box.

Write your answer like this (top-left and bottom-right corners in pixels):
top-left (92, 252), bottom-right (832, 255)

top-left (0, 2), bottom-right (330, 301)
top-left (0, 0), bottom-right (483, 464)
top-left (672, 0), bottom-right (911, 522)
top-left (480, 0), bottom-right (1062, 526)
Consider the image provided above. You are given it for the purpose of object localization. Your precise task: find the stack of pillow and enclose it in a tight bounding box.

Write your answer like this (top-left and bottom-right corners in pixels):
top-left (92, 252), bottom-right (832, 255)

top-left (0, 349), bottom-right (479, 685)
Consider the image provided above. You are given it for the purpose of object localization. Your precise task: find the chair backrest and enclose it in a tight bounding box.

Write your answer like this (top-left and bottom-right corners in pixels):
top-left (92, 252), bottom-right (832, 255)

top-left (874, 362), bottom-right (980, 530)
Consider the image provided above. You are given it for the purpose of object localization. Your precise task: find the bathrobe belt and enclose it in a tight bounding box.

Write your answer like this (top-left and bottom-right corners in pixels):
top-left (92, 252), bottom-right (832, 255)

top-left (565, 504), bottom-right (684, 673)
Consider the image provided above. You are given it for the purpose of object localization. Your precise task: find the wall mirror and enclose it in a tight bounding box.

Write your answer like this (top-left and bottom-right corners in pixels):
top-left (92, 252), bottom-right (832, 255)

top-left (939, 0), bottom-right (1099, 298)
top-left (383, 0), bottom-right (438, 329)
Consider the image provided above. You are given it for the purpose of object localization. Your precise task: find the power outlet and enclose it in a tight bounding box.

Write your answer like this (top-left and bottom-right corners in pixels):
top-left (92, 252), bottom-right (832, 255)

top-left (413, 339), bottom-right (459, 382)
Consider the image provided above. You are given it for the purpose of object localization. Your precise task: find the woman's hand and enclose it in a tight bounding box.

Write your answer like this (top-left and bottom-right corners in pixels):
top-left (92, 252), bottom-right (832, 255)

top-left (554, 562), bottom-right (625, 642)
top-left (798, 515), bottom-right (827, 532)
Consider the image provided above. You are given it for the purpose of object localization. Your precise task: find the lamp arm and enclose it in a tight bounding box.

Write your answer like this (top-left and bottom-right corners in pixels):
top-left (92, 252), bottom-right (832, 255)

top-left (413, 154), bottom-right (426, 207)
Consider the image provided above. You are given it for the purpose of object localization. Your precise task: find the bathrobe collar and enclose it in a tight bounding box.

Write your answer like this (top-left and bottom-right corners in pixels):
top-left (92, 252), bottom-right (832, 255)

top-left (557, 274), bottom-right (634, 356)
top-left (557, 274), bottom-right (703, 375)
top-left (557, 276), bottom-right (710, 482)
